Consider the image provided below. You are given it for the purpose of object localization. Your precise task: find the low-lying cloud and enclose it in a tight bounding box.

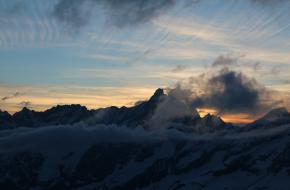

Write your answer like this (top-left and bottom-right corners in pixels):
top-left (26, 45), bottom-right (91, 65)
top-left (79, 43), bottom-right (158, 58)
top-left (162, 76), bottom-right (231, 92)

top-left (1, 123), bottom-right (290, 156)
top-left (149, 86), bottom-right (198, 128)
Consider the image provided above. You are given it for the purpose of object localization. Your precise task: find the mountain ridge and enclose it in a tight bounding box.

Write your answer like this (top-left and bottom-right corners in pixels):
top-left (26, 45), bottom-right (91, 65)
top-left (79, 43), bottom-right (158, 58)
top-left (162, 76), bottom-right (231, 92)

top-left (246, 107), bottom-right (290, 128)
top-left (1, 89), bottom-right (290, 131)
top-left (1, 90), bottom-right (290, 190)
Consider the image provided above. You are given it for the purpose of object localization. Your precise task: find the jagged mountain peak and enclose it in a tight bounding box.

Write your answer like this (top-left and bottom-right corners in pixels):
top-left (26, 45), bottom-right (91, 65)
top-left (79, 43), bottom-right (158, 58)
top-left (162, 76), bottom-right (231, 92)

top-left (149, 88), bottom-right (166, 102)
top-left (202, 113), bottom-right (225, 126)
top-left (203, 113), bottom-right (220, 119)
top-left (203, 113), bottom-right (214, 118)
top-left (21, 107), bottom-right (31, 111)
top-left (14, 107), bottom-right (35, 115)
top-left (0, 109), bottom-right (10, 116)
top-left (45, 104), bottom-right (88, 113)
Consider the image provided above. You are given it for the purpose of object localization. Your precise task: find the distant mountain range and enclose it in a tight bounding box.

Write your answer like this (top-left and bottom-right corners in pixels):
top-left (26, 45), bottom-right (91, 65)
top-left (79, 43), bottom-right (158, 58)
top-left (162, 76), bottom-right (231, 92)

top-left (1, 88), bottom-right (290, 131)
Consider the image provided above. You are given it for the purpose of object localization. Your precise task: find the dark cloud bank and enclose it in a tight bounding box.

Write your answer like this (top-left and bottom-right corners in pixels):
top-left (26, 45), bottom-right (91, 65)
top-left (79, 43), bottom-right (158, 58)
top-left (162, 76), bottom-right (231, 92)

top-left (53, 0), bottom-right (176, 29)
top-left (190, 68), bottom-right (271, 114)
top-left (50, 0), bottom-right (288, 114)
top-left (3, 0), bottom-right (288, 34)
top-left (167, 55), bottom-right (283, 115)
top-left (52, 0), bottom-right (289, 30)
top-left (5, 0), bottom-right (288, 31)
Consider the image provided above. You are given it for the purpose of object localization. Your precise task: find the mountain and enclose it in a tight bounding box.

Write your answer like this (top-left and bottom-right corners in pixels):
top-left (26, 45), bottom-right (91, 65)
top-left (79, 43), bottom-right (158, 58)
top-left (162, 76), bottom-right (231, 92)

top-left (8, 105), bottom-right (93, 128)
top-left (0, 88), bottom-right (180, 129)
top-left (0, 110), bottom-right (14, 129)
top-left (1, 124), bottom-right (290, 190)
top-left (1, 91), bottom-right (290, 189)
top-left (40, 104), bottom-right (92, 125)
top-left (1, 90), bottom-right (288, 132)
top-left (12, 107), bottom-right (41, 127)
top-left (0, 89), bottom-right (167, 129)
top-left (195, 114), bottom-right (228, 132)
top-left (85, 88), bottom-right (166, 127)
top-left (247, 107), bottom-right (290, 128)
top-left (84, 88), bottom-right (231, 132)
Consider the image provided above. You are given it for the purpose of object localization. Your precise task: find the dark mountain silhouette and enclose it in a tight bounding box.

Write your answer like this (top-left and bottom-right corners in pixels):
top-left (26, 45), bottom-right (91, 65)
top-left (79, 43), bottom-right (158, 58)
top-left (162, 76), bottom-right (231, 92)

top-left (0, 110), bottom-right (14, 129)
top-left (40, 104), bottom-right (92, 125)
top-left (195, 113), bottom-right (227, 132)
top-left (7, 105), bottom-right (93, 128)
top-left (12, 107), bottom-right (41, 127)
top-left (0, 88), bottom-right (231, 131)
top-left (87, 88), bottom-right (167, 127)
top-left (1, 89), bottom-right (289, 131)
top-left (0, 88), bottom-right (167, 129)
top-left (1, 91), bottom-right (290, 190)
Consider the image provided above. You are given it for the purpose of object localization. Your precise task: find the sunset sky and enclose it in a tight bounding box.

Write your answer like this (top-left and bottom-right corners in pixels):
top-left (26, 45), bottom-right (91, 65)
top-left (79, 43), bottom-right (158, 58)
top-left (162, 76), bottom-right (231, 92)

top-left (1, 0), bottom-right (290, 123)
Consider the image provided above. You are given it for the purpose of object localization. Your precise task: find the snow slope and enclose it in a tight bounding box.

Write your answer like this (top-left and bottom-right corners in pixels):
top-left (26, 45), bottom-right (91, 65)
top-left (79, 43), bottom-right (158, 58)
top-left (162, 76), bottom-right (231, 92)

top-left (1, 124), bottom-right (290, 190)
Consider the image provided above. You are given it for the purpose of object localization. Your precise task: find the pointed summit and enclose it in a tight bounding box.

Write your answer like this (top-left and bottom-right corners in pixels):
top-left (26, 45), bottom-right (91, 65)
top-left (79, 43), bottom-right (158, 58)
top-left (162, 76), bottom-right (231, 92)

top-left (192, 113), bottom-right (228, 133)
top-left (0, 109), bottom-right (10, 116)
top-left (20, 107), bottom-right (32, 112)
top-left (13, 107), bottom-right (39, 127)
top-left (202, 114), bottom-right (226, 128)
top-left (149, 88), bottom-right (166, 102)
top-left (0, 110), bottom-right (13, 129)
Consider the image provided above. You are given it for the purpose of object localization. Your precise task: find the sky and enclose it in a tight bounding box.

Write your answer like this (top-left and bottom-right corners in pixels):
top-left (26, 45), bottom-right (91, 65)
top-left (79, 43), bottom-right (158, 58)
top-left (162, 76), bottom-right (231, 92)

top-left (0, 0), bottom-right (290, 123)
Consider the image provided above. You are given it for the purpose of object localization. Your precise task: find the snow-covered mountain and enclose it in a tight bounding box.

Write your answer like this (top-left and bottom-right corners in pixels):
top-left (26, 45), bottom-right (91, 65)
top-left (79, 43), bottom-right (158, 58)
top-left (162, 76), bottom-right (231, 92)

top-left (1, 89), bottom-right (290, 190)
top-left (1, 124), bottom-right (290, 190)
top-left (247, 107), bottom-right (290, 128)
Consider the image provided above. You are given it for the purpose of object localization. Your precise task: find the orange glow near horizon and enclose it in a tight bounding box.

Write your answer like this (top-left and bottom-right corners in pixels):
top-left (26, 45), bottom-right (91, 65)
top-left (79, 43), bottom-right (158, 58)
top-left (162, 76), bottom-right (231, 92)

top-left (197, 108), bottom-right (218, 117)
top-left (221, 114), bottom-right (255, 124)
top-left (197, 108), bottom-right (256, 124)
top-left (1, 84), bottom-right (284, 124)
top-left (0, 86), bottom-right (156, 114)
top-left (3, 99), bottom-right (258, 124)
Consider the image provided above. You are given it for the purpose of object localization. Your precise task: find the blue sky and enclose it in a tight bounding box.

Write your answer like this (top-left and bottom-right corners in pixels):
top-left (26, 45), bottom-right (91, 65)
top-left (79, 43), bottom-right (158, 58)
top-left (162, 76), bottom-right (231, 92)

top-left (0, 0), bottom-right (290, 122)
